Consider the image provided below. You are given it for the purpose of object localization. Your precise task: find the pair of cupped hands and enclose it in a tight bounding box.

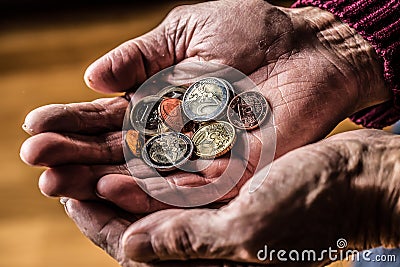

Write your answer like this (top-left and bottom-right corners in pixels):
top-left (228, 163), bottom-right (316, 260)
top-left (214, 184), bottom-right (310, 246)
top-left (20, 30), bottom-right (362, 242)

top-left (20, 1), bottom-right (400, 266)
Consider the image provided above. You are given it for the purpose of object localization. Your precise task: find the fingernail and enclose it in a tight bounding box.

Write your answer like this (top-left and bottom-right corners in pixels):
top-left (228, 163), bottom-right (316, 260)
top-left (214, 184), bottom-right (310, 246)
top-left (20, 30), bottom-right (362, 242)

top-left (60, 198), bottom-right (71, 215)
top-left (95, 190), bottom-right (107, 200)
top-left (124, 233), bottom-right (157, 262)
top-left (22, 123), bottom-right (34, 134)
top-left (60, 197), bottom-right (69, 205)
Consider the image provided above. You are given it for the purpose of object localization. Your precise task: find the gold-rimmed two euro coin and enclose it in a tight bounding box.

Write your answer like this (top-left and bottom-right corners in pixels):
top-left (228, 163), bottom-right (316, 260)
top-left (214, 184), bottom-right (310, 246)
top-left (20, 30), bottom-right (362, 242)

top-left (192, 121), bottom-right (236, 159)
top-left (182, 77), bottom-right (232, 122)
top-left (142, 132), bottom-right (194, 171)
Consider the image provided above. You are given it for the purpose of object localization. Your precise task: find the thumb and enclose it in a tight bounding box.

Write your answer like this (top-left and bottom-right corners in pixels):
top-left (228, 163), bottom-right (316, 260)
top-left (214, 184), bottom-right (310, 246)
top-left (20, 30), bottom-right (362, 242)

top-left (121, 209), bottom-right (239, 262)
top-left (84, 24), bottom-right (174, 94)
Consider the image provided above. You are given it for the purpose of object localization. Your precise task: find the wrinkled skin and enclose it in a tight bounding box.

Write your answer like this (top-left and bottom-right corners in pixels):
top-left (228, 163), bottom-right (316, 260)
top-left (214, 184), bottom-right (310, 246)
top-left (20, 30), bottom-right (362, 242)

top-left (19, 0), bottom-right (393, 266)
top-left (64, 129), bottom-right (400, 267)
top-left (20, 0), bottom-right (388, 211)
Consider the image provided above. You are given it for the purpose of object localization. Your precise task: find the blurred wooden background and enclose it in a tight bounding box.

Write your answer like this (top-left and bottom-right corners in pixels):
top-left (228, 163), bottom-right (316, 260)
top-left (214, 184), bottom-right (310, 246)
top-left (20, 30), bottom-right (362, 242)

top-left (0, 1), bottom-right (358, 266)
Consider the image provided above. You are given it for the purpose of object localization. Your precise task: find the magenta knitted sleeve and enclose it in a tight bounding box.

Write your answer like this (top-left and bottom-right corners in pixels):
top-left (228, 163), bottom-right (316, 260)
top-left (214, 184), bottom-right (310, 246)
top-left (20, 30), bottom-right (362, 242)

top-left (292, 0), bottom-right (400, 128)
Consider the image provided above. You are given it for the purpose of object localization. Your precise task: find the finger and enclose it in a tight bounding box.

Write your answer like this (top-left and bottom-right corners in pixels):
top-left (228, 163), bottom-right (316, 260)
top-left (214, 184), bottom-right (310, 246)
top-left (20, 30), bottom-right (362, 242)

top-left (64, 199), bottom-right (132, 264)
top-left (97, 171), bottom-right (230, 214)
top-left (120, 201), bottom-right (306, 265)
top-left (23, 97), bottom-right (128, 135)
top-left (20, 131), bottom-right (123, 167)
top-left (96, 174), bottom-right (171, 214)
top-left (84, 24), bottom-right (174, 94)
top-left (37, 157), bottom-right (157, 199)
top-left (98, 133), bottom-right (258, 212)
top-left (65, 200), bottom-right (253, 267)
top-left (38, 164), bottom-right (130, 199)
top-left (37, 157), bottom-right (240, 210)
top-left (96, 165), bottom-right (246, 213)
top-left (121, 209), bottom-right (242, 263)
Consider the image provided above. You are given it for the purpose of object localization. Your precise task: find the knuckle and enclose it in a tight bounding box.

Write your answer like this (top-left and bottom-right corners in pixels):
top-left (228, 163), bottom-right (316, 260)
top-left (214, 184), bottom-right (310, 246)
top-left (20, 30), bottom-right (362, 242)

top-left (102, 132), bottom-right (123, 162)
top-left (153, 218), bottom-right (198, 260)
top-left (168, 5), bottom-right (189, 17)
top-left (97, 217), bottom-right (127, 262)
top-left (116, 164), bottom-right (129, 175)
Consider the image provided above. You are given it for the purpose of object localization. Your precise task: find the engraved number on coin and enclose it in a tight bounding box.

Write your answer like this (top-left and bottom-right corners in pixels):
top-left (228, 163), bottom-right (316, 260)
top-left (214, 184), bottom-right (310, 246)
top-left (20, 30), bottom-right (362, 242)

top-left (196, 96), bottom-right (221, 115)
top-left (192, 122), bottom-right (235, 158)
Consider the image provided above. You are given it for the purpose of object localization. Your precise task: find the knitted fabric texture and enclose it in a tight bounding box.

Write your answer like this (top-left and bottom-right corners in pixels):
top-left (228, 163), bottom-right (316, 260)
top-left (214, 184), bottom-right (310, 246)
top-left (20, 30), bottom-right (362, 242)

top-left (292, 0), bottom-right (400, 128)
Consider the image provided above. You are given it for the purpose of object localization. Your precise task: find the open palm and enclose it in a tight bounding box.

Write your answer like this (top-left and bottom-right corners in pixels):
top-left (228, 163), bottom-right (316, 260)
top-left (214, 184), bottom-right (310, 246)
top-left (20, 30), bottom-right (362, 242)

top-left (21, 0), bottom-right (388, 212)
top-left (20, 2), bottom-right (390, 263)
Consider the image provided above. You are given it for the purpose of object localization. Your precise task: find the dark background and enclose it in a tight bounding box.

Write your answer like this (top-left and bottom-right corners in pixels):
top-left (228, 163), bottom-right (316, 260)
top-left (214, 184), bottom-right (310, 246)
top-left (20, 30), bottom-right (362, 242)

top-left (0, 0), bottom-right (295, 27)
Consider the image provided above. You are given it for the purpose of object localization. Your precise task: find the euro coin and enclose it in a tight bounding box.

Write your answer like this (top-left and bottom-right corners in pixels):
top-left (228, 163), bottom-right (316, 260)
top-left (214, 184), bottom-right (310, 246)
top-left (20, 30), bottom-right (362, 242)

top-left (142, 132), bottom-right (194, 171)
top-left (159, 98), bottom-right (185, 132)
top-left (182, 77), bottom-right (232, 122)
top-left (227, 91), bottom-right (268, 130)
top-left (192, 121), bottom-right (236, 159)
top-left (130, 95), bottom-right (168, 136)
top-left (125, 129), bottom-right (144, 157)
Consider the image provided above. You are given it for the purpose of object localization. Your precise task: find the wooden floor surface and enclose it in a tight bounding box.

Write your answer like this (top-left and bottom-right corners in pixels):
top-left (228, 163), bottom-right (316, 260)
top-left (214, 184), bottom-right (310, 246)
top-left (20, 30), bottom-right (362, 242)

top-left (0, 1), bottom-right (355, 266)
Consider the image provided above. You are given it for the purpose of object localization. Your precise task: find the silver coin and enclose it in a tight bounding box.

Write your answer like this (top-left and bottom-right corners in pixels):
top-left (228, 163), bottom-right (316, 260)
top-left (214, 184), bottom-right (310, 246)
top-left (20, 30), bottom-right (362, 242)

top-left (142, 132), bottom-right (194, 171)
top-left (182, 77), bottom-right (232, 122)
top-left (130, 95), bottom-right (168, 136)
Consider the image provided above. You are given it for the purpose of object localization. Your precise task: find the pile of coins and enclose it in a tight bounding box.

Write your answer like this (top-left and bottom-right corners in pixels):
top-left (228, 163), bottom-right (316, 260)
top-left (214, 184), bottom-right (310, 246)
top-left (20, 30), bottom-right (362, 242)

top-left (125, 77), bottom-right (268, 171)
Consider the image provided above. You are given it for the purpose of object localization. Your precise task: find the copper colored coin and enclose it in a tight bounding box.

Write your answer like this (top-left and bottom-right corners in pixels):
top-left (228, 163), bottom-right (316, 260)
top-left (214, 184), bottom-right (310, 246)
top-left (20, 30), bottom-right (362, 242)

top-left (125, 129), bottom-right (144, 157)
top-left (159, 98), bottom-right (185, 132)
top-left (227, 91), bottom-right (269, 130)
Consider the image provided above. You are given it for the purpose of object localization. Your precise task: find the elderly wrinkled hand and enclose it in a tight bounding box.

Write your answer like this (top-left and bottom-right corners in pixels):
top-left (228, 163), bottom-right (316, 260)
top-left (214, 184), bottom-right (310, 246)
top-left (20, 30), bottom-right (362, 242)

top-left (64, 129), bottom-right (400, 267)
top-left (20, 0), bottom-right (388, 212)
top-left (19, 0), bottom-right (393, 266)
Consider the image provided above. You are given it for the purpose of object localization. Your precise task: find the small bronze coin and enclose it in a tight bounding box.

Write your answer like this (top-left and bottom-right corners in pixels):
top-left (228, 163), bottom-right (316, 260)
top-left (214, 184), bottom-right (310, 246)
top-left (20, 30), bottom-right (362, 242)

top-left (142, 132), bottom-right (194, 171)
top-left (227, 91), bottom-right (269, 130)
top-left (125, 129), bottom-right (144, 157)
top-left (182, 77), bottom-right (231, 122)
top-left (130, 96), bottom-right (168, 136)
top-left (156, 85), bottom-right (187, 99)
top-left (192, 121), bottom-right (236, 159)
top-left (159, 98), bottom-right (185, 132)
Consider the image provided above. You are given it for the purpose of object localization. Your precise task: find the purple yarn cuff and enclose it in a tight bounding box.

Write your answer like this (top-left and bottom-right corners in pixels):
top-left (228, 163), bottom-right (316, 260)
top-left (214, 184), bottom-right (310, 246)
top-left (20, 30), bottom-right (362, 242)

top-left (292, 0), bottom-right (400, 128)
